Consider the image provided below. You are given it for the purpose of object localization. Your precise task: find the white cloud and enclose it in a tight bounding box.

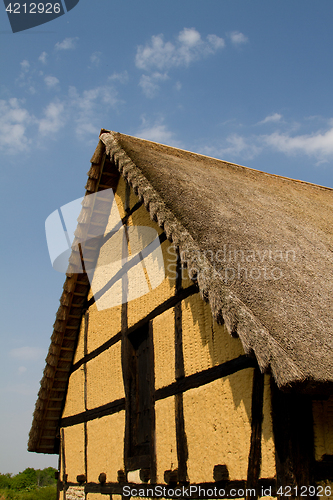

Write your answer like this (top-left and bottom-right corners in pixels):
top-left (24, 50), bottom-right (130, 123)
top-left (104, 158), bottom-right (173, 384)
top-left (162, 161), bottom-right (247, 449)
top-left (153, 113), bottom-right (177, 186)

top-left (108, 71), bottom-right (129, 84)
top-left (207, 34), bottom-right (226, 50)
top-left (0, 98), bottom-right (33, 153)
top-left (20, 60), bottom-right (30, 71)
top-left (68, 85), bottom-right (120, 138)
top-left (229, 31), bottom-right (249, 45)
top-left (203, 134), bottom-right (261, 161)
top-left (139, 72), bottom-right (168, 98)
top-left (10, 346), bottom-right (45, 361)
top-left (18, 366), bottom-right (27, 375)
top-left (263, 127), bottom-right (333, 158)
top-left (259, 113), bottom-right (283, 124)
top-left (55, 37), bottom-right (79, 50)
top-left (204, 119), bottom-right (333, 163)
top-left (38, 51), bottom-right (47, 64)
top-left (44, 75), bottom-right (60, 88)
top-left (38, 100), bottom-right (65, 135)
top-left (90, 51), bottom-right (102, 66)
top-left (174, 81), bottom-right (182, 91)
top-left (135, 28), bottom-right (225, 71)
top-left (136, 118), bottom-right (182, 148)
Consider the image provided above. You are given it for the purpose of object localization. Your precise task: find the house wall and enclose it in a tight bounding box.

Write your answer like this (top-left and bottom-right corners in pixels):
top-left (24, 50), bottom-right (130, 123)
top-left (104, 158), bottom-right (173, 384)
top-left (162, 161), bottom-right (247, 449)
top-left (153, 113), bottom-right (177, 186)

top-left (59, 175), bottom-right (278, 499)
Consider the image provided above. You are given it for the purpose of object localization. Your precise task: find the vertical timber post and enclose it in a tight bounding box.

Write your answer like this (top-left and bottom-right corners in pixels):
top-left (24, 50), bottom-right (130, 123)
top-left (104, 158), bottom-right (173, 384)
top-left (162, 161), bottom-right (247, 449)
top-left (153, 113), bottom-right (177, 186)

top-left (174, 249), bottom-right (188, 484)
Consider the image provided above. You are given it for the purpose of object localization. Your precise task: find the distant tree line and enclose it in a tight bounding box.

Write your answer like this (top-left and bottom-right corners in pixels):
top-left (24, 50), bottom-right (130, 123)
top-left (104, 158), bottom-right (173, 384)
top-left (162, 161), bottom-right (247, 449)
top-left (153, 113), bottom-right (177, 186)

top-left (0, 467), bottom-right (57, 500)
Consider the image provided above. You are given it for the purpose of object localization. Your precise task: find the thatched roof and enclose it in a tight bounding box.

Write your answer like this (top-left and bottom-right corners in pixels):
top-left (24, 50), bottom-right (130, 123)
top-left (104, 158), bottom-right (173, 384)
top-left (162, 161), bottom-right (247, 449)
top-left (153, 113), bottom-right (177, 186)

top-left (29, 130), bottom-right (333, 454)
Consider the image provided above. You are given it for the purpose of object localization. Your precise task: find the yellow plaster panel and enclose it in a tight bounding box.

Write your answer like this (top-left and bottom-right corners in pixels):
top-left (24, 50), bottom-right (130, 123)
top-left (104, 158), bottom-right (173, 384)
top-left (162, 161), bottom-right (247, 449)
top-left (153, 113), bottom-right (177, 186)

top-left (127, 240), bottom-right (176, 328)
top-left (73, 319), bottom-right (85, 364)
top-left (86, 343), bottom-right (124, 410)
top-left (155, 398), bottom-right (178, 483)
top-left (181, 266), bottom-right (196, 289)
top-left (129, 203), bottom-right (163, 233)
top-left (260, 375), bottom-right (276, 479)
top-left (86, 302), bottom-right (122, 353)
top-left (114, 176), bottom-right (128, 219)
top-left (313, 396), bottom-right (333, 460)
top-left (86, 494), bottom-right (105, 500)
top-left (153, 309), bottom-right (175, 390)
top-left (87, 411), bottom-right (125, 483)
top-left (63, 424), bottom-right (85, 483)
top-left (62, 368), bottom-right (85, 418)
top-left (112, 176), bottom-right (140, 217)
top-left (183, 369), bottom-right (253, 482)
top-left (182, 294), bottom-right (244, 377)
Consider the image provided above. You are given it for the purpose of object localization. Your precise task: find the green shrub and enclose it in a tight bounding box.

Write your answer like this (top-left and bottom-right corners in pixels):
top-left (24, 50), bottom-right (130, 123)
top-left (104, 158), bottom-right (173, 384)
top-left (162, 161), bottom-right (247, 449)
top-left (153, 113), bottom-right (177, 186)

top-left (0, 468), bottom-right (57, 499)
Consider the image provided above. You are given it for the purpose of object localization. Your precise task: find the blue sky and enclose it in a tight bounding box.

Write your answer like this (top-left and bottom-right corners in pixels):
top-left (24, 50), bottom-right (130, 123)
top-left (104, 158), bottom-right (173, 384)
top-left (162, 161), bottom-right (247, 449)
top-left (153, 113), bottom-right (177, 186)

top-left (1, 0), bottom-right (333, 474)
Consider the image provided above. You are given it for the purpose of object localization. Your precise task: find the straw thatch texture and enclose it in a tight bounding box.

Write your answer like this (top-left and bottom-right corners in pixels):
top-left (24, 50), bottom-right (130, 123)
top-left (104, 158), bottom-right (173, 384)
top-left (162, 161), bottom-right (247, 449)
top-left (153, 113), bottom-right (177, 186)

top-left (102, 131), bottom-right (333, 393)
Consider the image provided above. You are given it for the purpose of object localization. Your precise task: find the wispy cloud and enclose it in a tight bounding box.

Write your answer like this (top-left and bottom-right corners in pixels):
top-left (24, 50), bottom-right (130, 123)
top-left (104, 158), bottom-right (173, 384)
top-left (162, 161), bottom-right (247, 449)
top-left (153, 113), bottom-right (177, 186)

top-left (136, 28), bottom-right (225, 71)
top-left (136, 117), bottom-right (182, 147)
top-left (44, 75), bottom-right (60, 89)
top-left (90, 51), bottom-right (102, 67)
top-left (258, 113), bottom-right (283, 124)
top-left (20, 60), bottom-right (30, 71)
top-left (203, 134), bottom-right (261, 161)
top-left (38, 100), bottom-right (65, 135)
top-left (55, 37), bottom-right (79, 51)
top-left (263, 126), bottom-right (333, 158)
top-left (139, 72), bottom-right (169, 98)
top-left (229, 31), bottom-right (249, 46)
top-left (38, 51), bottom-right (47, 64)
top-left (203, 117), bottom-right (333, 165)
top-left (0, 98), bottom-right (33, 153)
top-left (10, 346), bottom-right (45, 361)
top-left (108, 71), bottom-right (129, 84)
top-left (68, 85), bottom-right (120, 138)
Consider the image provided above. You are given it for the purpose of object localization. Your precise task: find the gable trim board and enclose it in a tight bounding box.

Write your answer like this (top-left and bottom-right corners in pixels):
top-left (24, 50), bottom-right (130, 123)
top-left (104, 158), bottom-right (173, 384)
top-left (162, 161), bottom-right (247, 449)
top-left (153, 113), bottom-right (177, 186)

top-left (28, 130), bottom-right (333, 477)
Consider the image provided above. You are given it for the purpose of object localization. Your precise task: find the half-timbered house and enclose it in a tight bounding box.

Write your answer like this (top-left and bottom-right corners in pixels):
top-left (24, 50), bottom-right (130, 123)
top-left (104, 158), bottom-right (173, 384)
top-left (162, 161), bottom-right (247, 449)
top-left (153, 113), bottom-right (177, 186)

top-left (28, 130), bottom-right (333, 500)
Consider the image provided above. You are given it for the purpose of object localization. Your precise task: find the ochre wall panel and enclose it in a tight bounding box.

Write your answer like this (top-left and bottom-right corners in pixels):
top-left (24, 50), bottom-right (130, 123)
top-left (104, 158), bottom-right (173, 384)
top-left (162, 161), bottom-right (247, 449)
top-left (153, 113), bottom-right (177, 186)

top-left (86, 494), bottom-right (105, 500)
top-left (153, 309), bottom-right (175, 390)
top-left (87, 411), bottom-right (125, 483)
top-left (114, 176), bottom-right (139, 218)
top-left (63, 424), bottom-right (85, 483)
top-left (129, 203), bottom-right (163, 233)
top-left (183, 370), bottom-right (253, 483)
top-left (182, 294), bottom-right (245, 376)
top-left (87, 302), bottom-right (122, 353)
top-left (127, 239), bottom-right (176, 328)
top-left (155, 398), bottom-right (178, 483)
top-left (260, 374), bottom-right (276, 479)
top-left (86, 343), bottom-right (124, 410)
top-left (62, 368), bottom-right (85, 418)
top-left (313, 395), bottom-right (333, 460)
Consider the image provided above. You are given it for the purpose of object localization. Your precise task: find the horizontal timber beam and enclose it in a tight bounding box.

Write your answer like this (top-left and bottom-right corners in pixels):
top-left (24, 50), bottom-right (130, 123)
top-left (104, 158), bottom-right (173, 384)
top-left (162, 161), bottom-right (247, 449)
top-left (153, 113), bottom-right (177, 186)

top-left (71, 285), bottom-right (198, 373)
top-left (156, 354), bottom-right (257, 400)
top-left (61, 355), bottom-right (255, 427)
